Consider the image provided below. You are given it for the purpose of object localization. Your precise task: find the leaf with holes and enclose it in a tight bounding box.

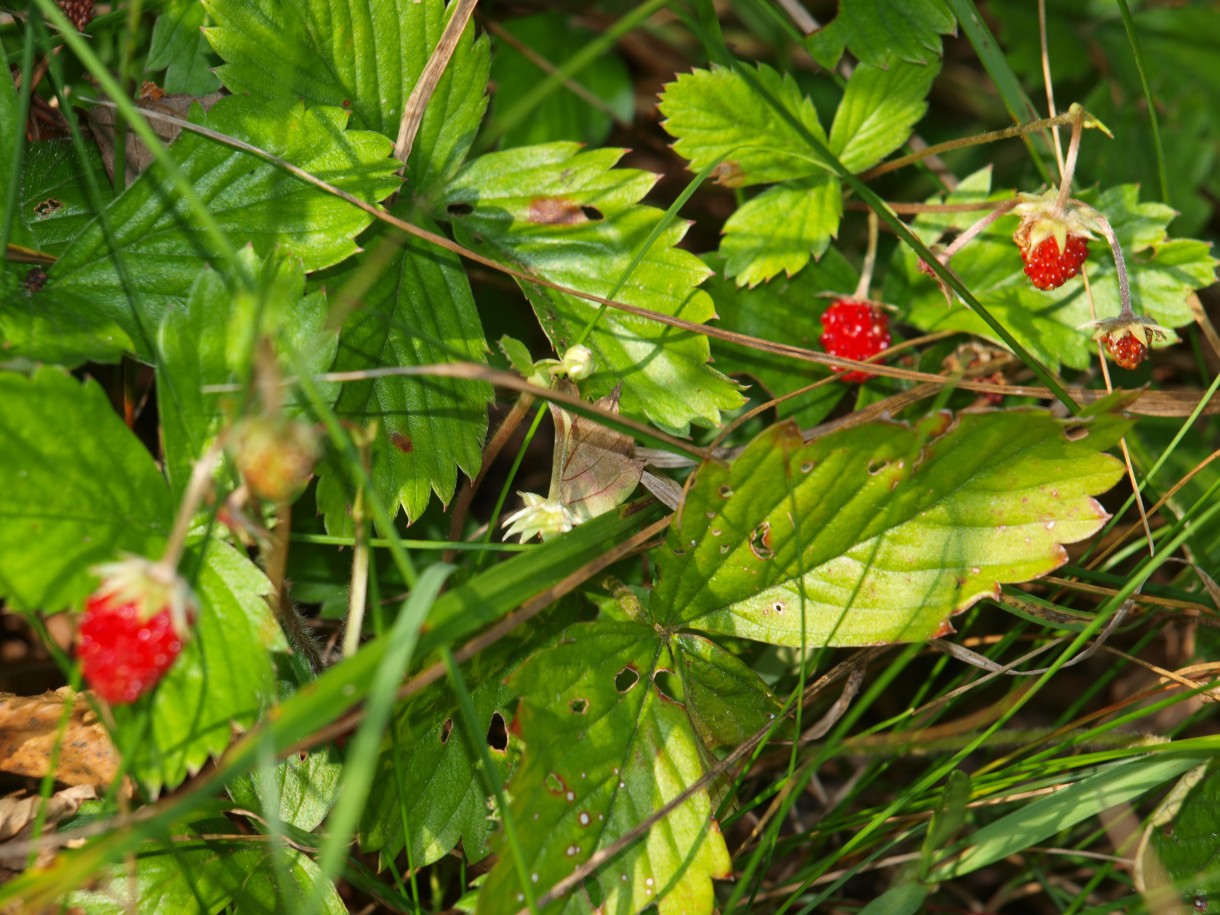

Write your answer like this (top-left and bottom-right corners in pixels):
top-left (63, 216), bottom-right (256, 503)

top-left (314, 210), bottom-right (492, 529)
top-left (359, 629), bottom-right (535, 868)
top-left (45, 95), bottom-right (400, 359)
top-left (478, 617), bottom-right (779, 915)
top-left (658, 63), bottom-right (828, 188)
top-left (204, 0), bottom-right (488, 200)
top-left (444, 143), bottom-right (742, 435)
top-left (652, 410), bottom-right (1127, 648)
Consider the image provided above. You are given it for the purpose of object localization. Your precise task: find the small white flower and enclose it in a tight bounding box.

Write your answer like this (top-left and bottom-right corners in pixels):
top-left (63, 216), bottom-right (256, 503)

top-left (559, 345), bottom-right (595, 381)
top-left (502, 492), bottom-right (577, 543)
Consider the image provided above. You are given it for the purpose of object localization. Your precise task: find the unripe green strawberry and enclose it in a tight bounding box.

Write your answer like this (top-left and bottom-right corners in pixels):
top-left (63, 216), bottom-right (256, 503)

top-left (232, 415), bottom-right (320, 504)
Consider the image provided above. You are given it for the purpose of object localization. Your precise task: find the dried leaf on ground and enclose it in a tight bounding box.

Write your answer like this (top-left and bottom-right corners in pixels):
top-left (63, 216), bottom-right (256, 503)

top-left (0, 689), bottom-right (119, 787)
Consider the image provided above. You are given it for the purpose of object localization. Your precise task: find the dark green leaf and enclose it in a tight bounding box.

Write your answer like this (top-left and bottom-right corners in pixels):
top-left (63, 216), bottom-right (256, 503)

top-left (315, 212), bottom-right (491, 528)
top-left (445, 143), bottom-right (743, 435)
top-left (821, 0), bottom-right (955, 68)
top-left (46, 95), bottom-right (401, 358)
top-left (1142, 762), bottom-right (1220, 905)
top-left (204, 0), bottom-right (488, 199)
top-left (0, 368), bottom-right (171, 614)
top-left (0, 282), bottom-right (134, 368)
top-left (20, 140), bottom-right (108, 257)
top-left (148, 0), bottom-right (221, 95)
top-left (673, 632), bottom-right (781, 748)
top-left (489, 13), bottom-right (632, 148)
top-left (653, 411), bottom-right (1126, 648)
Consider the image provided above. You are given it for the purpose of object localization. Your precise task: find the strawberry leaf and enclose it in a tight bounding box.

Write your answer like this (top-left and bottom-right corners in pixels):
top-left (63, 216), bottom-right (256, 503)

top-left (720, 177), bottom-right (842, 287)
top-left (652, 411), bottom-right (1127, 647)
top-left (0, 368), bottom-right (172, 614)
top-left (829, 60), bottom-right (941, 174)
top-left (18, 140), bottom-right (108, 256)
top-left (809, 0), bottom-right (955, 70)
top-left (479, 619), bottom-right (735, 915)
top-left (112, 541), bottom-right (288, 795)
top-left (147, 0), bottom-right (220, 95)
top-left (203, 0), bottom-right (488, 200)
top-left (45, 95), bottom-right (401, 359)
top-left (314, 212), bottom-right (491, 528)
top-left (444, 143), bottom-right (743, 435)
top-left (658, 63), bottom-right (828, 188)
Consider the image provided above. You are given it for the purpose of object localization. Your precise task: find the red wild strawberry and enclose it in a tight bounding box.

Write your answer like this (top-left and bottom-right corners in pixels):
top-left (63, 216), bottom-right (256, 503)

top-left (820, 300), bottom-right (891, 383)
top-left (1100, 332), bottom-right (1147, 370)
top-left (58, 0), bottom-right (95, 31)
top-left (1020, 234), bottom-right (1089, 291)
top-left (77, 557), bottom-right (196, 704)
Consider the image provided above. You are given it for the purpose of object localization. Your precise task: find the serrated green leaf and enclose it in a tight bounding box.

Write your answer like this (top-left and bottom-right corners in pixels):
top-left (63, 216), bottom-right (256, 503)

top-left (315, 212), bottom-right (491, 529)
top-left (721, 177), bottom-right (842, 287)
top-left (829, 60), bottom-right (940, 173)
top-left (890, 180), bottom-right (1219, 372)
top-left (148, 0), bottom-right (221, 95)
top-left (45, 95), bottom-right (400, 359)
top-left (705, 248), bottom-right (858, 426)
top-left (673, 632), bottom-right (782, 749)
top-left (489, 13), bottom-right (633, 148)
top-left (66, 819), bottom-right (345, 913)
top-left (653, 411), bottom-right (1126, 648)
top-left (0, 368), bottom-right (172, 614)
top-left (659, 63), bottom-right (827, 188)
top-left (19, 139), bottom-right (108, 256)
top-left (112, 541), bottom-right (287, 795)
top-left (203, 0), bottom-right (488, 199)
top-left (480, 620), bottom-right (731, 915)
top-left (360, 631), bottom-right (535, 868)
top-left (445, 142), bottom-right (742, 435)
top-left (827, 0), bottom-right (955, 68)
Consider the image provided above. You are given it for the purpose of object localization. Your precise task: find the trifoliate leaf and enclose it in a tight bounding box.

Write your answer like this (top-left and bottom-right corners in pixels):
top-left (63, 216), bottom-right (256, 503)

top-left (203, 0), bottom-right (488, 199)
top-left (721, 177), bottom-right (843, 286)
top-left (489, 13), bottom-right (633, 148)
top-left (315, 211), bottom-right (491, 529)
top-left (810, 0), bottom-right (956, 70)
top-left (890, 178), bottom-right (1219, 372)
top-left (112, 540), bottom-right (287, 795)
top-left (0, 368), bottom-right (172, 614)
top-left (45, 95), bottom-right (401, 359)
top-left (829, 60), bottom-right (941, 173)
top-left (705, 248), bottom-right (858, 426)
top-left (652, 411), bottom-right (1127, 648)
top-left (445, 143), bottom-right (743, 435)
top-left (658, 63), bottom-right (829, 187)
top-left (479, 620), bottom-right (733, 915)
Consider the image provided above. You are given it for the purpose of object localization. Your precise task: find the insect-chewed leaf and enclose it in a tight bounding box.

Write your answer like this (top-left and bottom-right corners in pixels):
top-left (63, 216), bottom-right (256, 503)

top-left (652, 410), bottom-right (1128, 648)
top-left (479, 621), bottom-right (732, 915)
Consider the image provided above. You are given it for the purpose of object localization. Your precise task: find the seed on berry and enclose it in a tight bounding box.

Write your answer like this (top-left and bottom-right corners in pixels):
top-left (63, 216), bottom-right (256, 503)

top-left (58, 0), bottom-right (94, 31)
top-left (1020, 234), bottom-right (1089, 291)
top-left (1101, 332), bottom-right (1147, 370)
top-left (820, 300), bottom-right (891, 383)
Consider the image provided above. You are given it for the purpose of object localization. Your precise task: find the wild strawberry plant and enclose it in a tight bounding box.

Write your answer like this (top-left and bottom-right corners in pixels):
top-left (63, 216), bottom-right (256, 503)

top-left (1, 1), bottom-right (1219, 913)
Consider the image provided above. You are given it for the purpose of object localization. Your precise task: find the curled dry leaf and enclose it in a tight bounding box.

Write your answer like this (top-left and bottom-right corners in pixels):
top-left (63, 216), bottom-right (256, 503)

top-left (0, 689), bottom-right (120, 788)
top-left (0, 783), bottom-right (97, 879)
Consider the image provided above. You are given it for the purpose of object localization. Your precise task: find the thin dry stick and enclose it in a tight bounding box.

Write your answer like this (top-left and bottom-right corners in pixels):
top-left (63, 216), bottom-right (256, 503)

top-left (394, 0), bottom-right (479, 164)
top-left (853, 209), bottom-right (879, 300)
top-left (1038, 0), bottom-right (1066, 178)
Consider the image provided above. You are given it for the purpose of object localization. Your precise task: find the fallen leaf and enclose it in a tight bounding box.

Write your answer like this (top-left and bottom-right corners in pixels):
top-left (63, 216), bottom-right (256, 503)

top-left (0, 689), bottom-right (119, 787)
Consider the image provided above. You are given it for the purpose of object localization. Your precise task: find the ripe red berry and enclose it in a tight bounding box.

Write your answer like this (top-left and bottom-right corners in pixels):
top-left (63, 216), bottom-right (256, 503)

top-left (820, 301), bottom-right (891, 383)
top-left (77, 559), bottom-right (196, 704)
top-left (58, 0), bottom-right (94, 31)
top-left (1101, 332), bottom-right (1147, 370)
top-left (1020, 234), bottom-right (1089, 291)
